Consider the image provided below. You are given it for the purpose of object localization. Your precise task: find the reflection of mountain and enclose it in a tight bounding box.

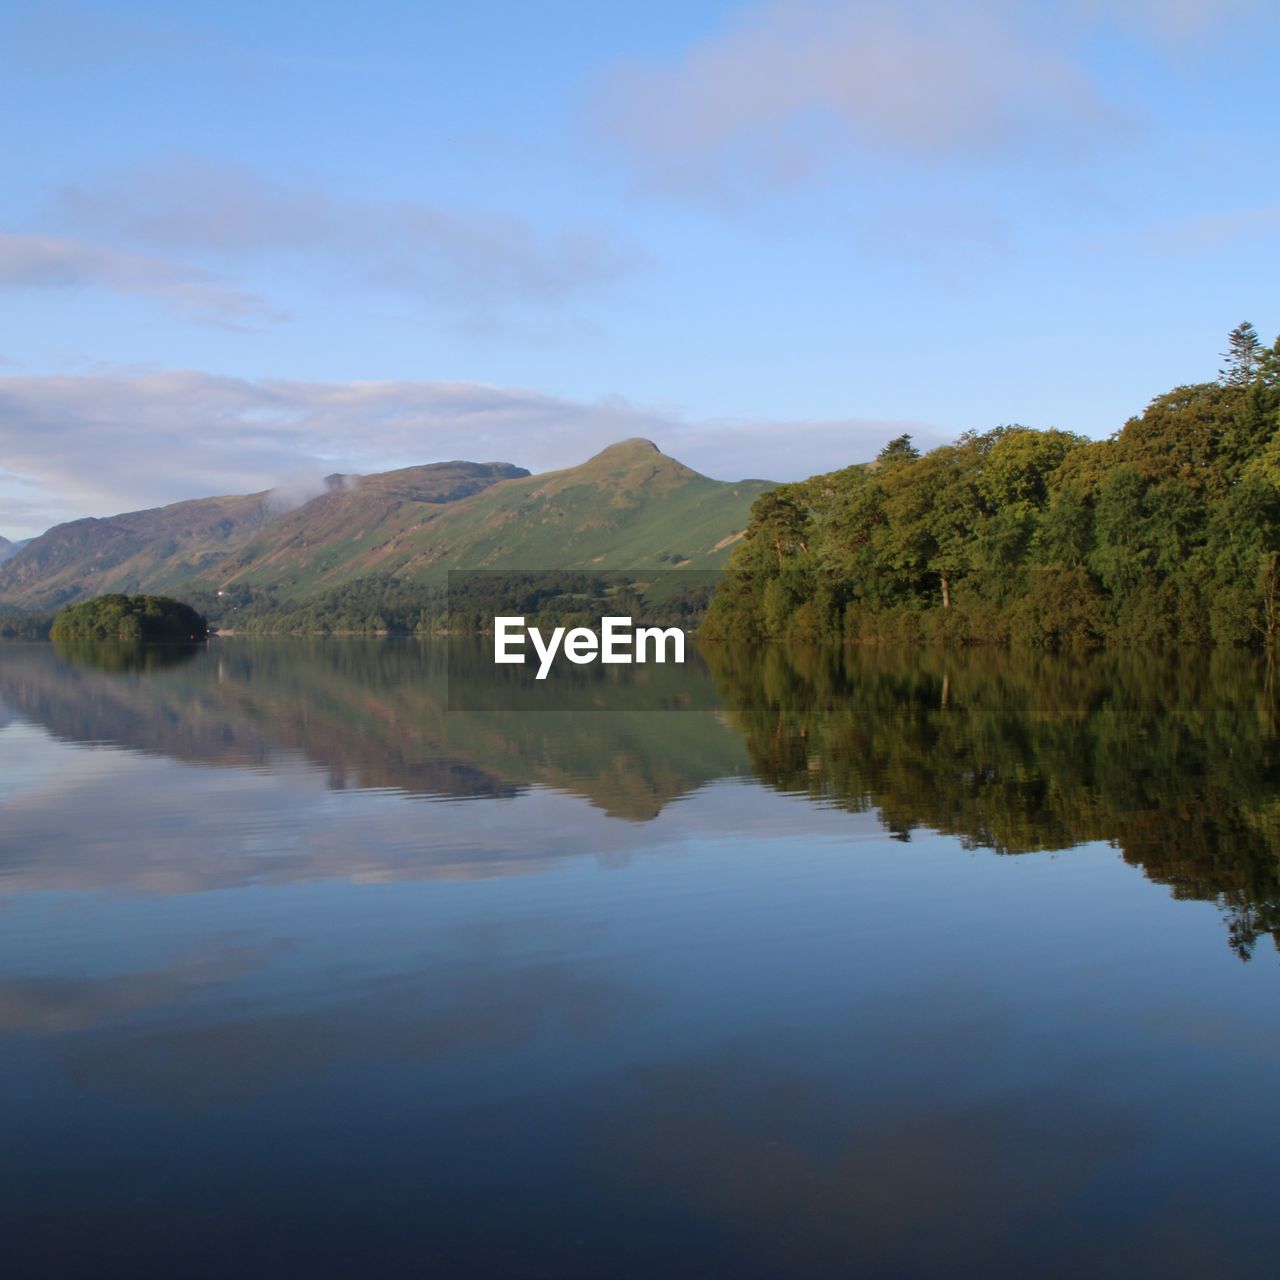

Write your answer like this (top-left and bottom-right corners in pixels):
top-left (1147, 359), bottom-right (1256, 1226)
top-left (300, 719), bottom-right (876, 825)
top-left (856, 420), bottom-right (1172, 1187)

top-left (4, 640), bottom-right (1280, 957)
top-left (705, 645), bottom-right (1280, 959)
top-left (0, 641), bottom-right (748, 821)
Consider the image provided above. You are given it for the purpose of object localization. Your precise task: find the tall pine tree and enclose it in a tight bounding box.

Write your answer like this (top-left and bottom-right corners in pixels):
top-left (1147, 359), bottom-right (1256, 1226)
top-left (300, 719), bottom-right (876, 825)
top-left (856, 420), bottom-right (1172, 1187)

top-left (1221, 321), bottom-right (1263, 386)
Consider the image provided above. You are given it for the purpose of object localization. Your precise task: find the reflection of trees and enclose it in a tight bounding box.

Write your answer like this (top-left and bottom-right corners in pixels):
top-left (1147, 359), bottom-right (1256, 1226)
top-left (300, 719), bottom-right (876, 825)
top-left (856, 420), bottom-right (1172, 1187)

top-left (705, 644), bottom-right (1280, 959)
top-left (52, 641), bottom-right (203, 674)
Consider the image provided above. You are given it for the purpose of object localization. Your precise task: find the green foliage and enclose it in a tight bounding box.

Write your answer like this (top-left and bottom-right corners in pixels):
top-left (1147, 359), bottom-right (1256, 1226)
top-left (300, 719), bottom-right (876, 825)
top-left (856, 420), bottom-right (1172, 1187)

top-left (50, 594), bottom-right (208, 643)
top-left (704, 325), bottom-right (1280, 647)
top-left (197, 570), bottom-right (718, 637)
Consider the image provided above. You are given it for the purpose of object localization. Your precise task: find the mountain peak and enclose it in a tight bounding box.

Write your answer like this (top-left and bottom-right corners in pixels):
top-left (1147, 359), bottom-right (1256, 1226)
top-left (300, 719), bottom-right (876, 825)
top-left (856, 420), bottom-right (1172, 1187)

top-left (589, 438), bottom-right (662, 461)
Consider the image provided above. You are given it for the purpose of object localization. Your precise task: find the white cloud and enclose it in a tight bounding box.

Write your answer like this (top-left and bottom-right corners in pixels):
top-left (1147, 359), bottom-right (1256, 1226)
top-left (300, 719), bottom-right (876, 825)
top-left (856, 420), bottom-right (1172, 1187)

top-left (0, 231), bottom-right (280, 328)
top-left (0, 369), bottom-right (940, 536)
top-left (594, 0), bottom-right (1115, 197)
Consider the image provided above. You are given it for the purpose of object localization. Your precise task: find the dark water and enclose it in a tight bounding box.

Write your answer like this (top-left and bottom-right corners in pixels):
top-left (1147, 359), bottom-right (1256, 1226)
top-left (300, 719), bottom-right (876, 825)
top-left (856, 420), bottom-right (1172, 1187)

top-left (3, 639), bottom-right (1280, 1278)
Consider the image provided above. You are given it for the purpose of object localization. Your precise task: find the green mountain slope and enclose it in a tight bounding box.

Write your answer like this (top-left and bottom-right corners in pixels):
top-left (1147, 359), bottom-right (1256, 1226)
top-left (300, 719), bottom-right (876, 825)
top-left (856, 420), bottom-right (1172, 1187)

top-left (0, 491), bottom-right (277, 609)
top-left (208, 459), bottom-right (533, 596)
top-left (217, 439), bottom-right (769, 595)
top-left (0, 442), bottom-right (771, 608)
top-left (0, 461), bottom-right (524, 610)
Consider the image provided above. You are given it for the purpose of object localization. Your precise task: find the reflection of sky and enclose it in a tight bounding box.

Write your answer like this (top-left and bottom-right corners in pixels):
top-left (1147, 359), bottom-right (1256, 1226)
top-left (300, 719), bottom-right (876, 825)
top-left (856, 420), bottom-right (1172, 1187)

top-left (5, 719), bottom-right (1280, 1276)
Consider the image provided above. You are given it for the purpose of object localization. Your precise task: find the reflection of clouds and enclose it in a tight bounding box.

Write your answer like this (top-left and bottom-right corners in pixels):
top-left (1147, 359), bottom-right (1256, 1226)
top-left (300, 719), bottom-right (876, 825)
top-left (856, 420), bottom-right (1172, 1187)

top-left (1138, 1004), bottom-right (1280, 1060)
top-left (0, 720), bottom-right (884, 897)
top-left (50, 921), bottom-right (650, 1106)
top-left (0, 937), bottom-right (289, 1034)
top-left (595, 1034), bottom-right (1259, 1278)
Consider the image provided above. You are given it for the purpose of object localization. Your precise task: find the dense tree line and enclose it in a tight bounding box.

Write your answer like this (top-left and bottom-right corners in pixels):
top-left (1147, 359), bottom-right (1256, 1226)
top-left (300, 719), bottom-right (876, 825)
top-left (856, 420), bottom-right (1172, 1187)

top-left (189, 572), bottom-right (714, 636)
top-left (50, 594), bottom-right (208, 643)
top-left (704, 325), bottom-right (1280, 646)
top-left (190, 577), bottom-right (446, 636)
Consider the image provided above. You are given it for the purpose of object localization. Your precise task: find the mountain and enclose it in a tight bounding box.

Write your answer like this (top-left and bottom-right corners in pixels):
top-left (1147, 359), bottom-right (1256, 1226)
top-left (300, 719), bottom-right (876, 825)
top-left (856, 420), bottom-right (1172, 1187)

top-left (0, 441), bottom-right (771, 610)
top-left (0, 491), bottom-right (279, 609)
top-left (0, 536), bottom-right (30, 564)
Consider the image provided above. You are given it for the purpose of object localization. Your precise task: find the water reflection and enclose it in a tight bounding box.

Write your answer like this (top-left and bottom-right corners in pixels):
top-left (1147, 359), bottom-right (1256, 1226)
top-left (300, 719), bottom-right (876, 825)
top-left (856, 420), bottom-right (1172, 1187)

top-left (4, 640), bottom-right (1280, 1277)
top-left (0, 640), bottom-right (745, 815)
top-left (705, 645), bottom-right (1280, 959)
top-left (52, 639), bottom-right (204, 674)
top-left (2, 639), bottom-right (1278, 957)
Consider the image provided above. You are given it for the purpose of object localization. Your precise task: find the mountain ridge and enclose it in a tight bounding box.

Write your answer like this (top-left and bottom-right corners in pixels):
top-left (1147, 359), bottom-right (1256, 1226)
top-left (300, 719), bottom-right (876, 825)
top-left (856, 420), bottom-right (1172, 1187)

top-left (0, 443), bottom-right (773, 610)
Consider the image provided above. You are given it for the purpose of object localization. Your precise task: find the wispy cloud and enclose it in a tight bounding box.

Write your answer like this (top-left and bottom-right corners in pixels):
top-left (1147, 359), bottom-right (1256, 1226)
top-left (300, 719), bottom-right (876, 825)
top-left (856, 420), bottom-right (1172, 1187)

top-left (1071, 0), bottom-right (1265, 45)
top-left (1, 1), bottom-right (216, 74)
top-left (0, 369), bottom-right (940, 535)
top-left (0, 231), bottom-right (281, 328)
top-left (593, 0), bottom-right (1117, 198)
top-left (50, 156), bottom-right (639, 326)
top-left (1127, 203), bottom-right (1280, 253)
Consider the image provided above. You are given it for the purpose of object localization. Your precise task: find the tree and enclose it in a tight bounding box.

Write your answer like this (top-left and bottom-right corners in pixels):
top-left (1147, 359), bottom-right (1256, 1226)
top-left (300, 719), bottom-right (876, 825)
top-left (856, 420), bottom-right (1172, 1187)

top-left (1221, 322), bottom-right (1264, 387)
top-left (750, 488), bottom-right (811, 570)
top-left (877, 434), bottom-right (920, 464)
top-left (1260, 334), bottom-right (1280, 390)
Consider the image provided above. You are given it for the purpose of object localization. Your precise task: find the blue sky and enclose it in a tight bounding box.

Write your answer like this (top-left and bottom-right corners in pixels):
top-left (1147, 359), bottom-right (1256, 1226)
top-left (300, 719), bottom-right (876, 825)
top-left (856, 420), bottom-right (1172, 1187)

top-left (1, 0), bottom-right (1278, 537)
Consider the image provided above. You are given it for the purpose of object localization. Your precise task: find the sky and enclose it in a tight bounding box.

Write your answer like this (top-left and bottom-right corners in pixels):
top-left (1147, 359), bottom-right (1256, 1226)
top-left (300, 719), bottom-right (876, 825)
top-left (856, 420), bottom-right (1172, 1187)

top-left (2, 0), bottom-right (1279, 538)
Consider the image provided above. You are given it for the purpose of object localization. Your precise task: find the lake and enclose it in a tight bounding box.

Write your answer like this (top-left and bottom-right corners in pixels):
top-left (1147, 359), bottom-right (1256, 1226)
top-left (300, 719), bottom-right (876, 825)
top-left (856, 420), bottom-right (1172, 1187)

top-left (2, 639), bottom-right (1279, 1278)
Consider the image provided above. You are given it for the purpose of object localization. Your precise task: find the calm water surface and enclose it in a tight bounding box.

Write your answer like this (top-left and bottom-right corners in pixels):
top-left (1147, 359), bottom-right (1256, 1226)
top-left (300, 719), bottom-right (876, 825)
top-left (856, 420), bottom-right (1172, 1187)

top-left (2, 640), bottom-right (1279, 1278)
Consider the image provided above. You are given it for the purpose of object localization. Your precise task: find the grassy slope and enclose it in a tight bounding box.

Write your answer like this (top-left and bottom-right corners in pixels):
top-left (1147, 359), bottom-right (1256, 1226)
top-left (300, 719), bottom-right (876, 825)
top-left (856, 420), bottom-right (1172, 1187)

top-left (212, 460), bottom-right (531, 595)
top-left (0, 462), bottom-right (526, 609)
top-left (0, 492), bottom-right (277, 609)
top-left (219, 440), bottom-right (771, 595)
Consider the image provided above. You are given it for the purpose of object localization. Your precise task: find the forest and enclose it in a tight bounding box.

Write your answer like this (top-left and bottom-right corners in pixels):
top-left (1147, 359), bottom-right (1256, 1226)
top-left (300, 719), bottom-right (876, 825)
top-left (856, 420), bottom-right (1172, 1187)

top-left (185, 572), bottom-right (715, 636)
top-left (703, 324), bottom-right (1280, 646)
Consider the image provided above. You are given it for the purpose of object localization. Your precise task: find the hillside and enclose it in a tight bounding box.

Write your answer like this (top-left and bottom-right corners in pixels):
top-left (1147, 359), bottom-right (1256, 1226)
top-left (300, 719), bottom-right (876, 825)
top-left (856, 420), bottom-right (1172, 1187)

top-left (216, 438), bottom-right (769, 594)
top-left (0, 442), bottom-right (771, 610)
top-left (0, 491), bottom-right (277, 609)
top-left (0, 536), bottom-right (29, 563)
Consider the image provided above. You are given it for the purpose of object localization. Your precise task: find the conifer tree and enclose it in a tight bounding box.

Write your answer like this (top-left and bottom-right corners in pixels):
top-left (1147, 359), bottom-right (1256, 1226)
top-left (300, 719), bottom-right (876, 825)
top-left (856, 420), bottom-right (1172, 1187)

top-left (1221, 321), bottom-right (1263, 386)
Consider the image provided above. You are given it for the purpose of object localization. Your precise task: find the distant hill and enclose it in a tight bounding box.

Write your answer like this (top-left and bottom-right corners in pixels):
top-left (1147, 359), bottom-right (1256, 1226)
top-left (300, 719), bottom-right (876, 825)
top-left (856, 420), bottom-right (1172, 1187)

top-left (0, 441), bottom-right (771, 610)
top-left (0, 536), bottom-right (31, 564)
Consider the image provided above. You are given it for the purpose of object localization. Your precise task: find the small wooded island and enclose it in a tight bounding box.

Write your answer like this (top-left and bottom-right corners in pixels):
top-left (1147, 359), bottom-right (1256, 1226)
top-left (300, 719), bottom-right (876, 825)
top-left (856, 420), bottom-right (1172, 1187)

top-left (50, 594), bottom-right (209, 643)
